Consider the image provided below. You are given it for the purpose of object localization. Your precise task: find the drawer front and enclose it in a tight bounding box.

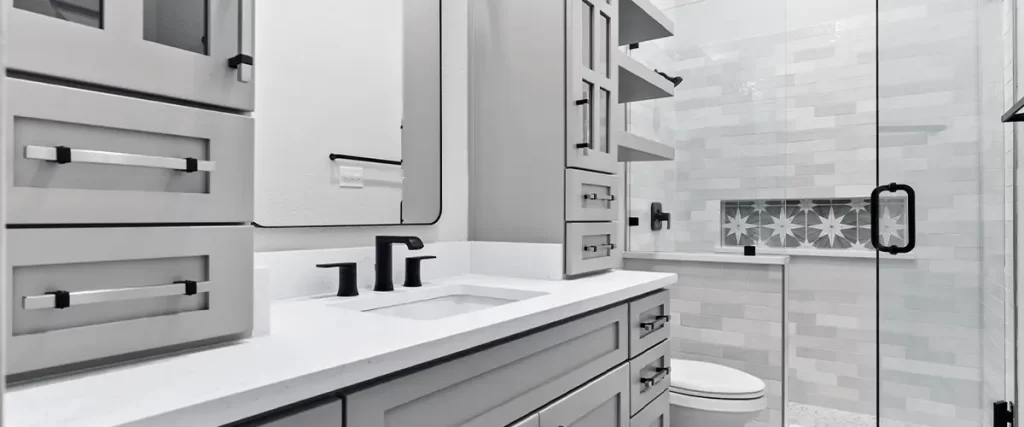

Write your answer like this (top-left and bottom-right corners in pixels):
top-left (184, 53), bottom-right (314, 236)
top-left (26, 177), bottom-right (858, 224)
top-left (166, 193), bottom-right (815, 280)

top-left (565, 222), bottom-right (622, 276)
top-left (7, 226), bottom-right (253, 375)
top-left (8, 79), bottom-right (254, 225)
top-left (9, 1), bottom-right (254, 111)
top-left (630, 389), bottom-right (669, 427)
top-left (346, 305), bottom-right (629, 427)
top-left (566, 168), bottom-right (620, 222)
top-left (538, 363), bottom-right (629, 427)
top-left (629, 290), bottom-right (671, 357)
top-left (247, 399), bottom-right (343, 427)
top-left (629, 340), bottom-right (670, 415)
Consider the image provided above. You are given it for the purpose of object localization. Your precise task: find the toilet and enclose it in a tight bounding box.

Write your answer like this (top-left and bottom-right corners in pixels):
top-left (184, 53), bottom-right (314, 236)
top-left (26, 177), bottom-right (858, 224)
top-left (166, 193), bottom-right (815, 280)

top-left (669, 359), bottom-right (768, 427)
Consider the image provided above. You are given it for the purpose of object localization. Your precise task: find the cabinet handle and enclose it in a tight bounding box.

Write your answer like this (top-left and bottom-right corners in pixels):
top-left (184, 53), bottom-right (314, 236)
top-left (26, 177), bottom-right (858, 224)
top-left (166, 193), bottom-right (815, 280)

top-left (640, 367), bottom-right (671, 391)
top-left (228, 0), bottom-right (255, 83)
top-left (640, 315), bottom-right (670, 332)
top-left (579, 91), bottom-right (591, 150)
top-left (26, 145), bottom-right (215, 173)
top-left (583, 193), bottom-right (615, 201)
top-left (23, 280), bottom-right (210, 310)
top-left (583, 243), bottom-right (615, 253)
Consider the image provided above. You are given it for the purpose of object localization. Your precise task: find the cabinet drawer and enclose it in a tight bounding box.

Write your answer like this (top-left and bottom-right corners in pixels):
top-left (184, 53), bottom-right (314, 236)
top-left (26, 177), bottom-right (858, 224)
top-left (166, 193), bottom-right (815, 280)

top-left (7, 226), bottom-right (253, 376)
top-left (629, 290), bottom-right (670, 357)
top-left (7, 79), bottom-right (254, 225)
top-left (630, 389), bottom-right (669, 427)
top-left (565, 222), bottom-right (622, 276)
top-left (629, 341), bottom-right (670, 415)
top-left (245, 399), bottom-right (343, 427)
top-left (346, 305), bottom-right (628, 427)
top-left (539, 363), bottom-right (629, 427)
top-left (9, 1), bottom-right (254, 110)
top-left (566, 168), bottom-right (620, 222)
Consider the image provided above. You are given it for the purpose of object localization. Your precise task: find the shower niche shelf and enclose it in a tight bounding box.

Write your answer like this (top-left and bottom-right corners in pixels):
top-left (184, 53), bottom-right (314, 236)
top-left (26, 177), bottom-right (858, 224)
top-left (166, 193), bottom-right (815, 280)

top-left (617, 52), bottom-right (674, 103)
top-left (619, 0), bottom-right (674, 46)
top-left (616, 130), bottom-right (674, 162)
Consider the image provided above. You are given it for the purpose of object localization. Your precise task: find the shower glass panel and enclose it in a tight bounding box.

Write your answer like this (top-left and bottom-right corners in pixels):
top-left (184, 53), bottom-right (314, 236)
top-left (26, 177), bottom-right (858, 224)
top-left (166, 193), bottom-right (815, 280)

top-left (876, 1), bottom-right (1012, 427)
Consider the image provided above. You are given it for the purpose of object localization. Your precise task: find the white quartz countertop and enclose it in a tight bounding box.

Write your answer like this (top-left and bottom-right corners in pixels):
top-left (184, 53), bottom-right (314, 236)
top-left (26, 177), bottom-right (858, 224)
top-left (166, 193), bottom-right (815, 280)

top-left (7, 270), bottom-right (677, 427)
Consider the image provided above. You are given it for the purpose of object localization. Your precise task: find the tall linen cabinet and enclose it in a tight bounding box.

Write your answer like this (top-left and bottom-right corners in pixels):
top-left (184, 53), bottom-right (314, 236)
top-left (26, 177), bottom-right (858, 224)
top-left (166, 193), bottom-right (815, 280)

top-left (470, 0), bottom-right (623, 276)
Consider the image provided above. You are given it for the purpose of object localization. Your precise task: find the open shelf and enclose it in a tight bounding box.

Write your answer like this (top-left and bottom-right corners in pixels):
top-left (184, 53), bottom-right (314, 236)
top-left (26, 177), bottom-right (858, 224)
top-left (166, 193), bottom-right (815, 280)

top-left (618, 0), bottom-right (674, 46)
top-left (616, 130), bottom-right (674, 162)
top-left (617, 52), bottom-right (674, 103)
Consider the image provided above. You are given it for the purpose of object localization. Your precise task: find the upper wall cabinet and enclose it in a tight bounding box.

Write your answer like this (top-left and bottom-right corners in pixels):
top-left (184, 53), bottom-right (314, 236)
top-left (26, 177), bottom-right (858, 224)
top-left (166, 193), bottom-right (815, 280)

top-left (9, 0), bottom-right (255, 111)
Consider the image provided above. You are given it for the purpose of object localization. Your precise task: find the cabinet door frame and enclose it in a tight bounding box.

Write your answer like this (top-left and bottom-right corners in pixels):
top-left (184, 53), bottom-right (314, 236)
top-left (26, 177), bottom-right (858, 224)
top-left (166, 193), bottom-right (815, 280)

top-left (566, 0), bottom-right (619, 174)
top-left (539, 363), bottom-right (629, 427)
top-left (9, 0), bottom-right (254, 111)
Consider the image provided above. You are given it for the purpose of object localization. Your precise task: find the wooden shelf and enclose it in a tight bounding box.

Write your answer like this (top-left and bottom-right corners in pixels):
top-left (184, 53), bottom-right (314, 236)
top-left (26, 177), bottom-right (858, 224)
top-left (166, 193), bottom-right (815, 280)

top-left (617, 52), bottom-right (674, 103)
top-left (616, 130), bottom-right (674, 162)
top-left (618, 0), bottom-right (674, 46)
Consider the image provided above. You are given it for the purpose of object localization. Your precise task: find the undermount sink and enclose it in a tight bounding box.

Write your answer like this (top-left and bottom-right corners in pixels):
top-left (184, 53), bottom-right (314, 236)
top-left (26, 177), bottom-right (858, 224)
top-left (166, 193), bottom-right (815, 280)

top-left (329, 285), bottom-right (547, 320)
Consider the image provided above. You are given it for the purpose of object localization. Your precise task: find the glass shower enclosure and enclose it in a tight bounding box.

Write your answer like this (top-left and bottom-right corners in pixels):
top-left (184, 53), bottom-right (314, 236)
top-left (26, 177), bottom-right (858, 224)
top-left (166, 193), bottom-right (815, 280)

top-left (624, 0), bottom-right (1016, 426)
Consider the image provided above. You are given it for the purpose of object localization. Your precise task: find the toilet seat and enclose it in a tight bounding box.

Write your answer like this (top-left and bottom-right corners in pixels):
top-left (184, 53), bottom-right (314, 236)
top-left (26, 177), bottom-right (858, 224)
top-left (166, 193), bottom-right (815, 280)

top-left (669, 359), bottom-right (766, 400)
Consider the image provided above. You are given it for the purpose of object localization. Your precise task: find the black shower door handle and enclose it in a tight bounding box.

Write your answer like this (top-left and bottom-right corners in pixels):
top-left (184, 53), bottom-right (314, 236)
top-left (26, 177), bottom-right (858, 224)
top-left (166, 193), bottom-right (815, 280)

top-left (870, 182), bottom-right (916, 255)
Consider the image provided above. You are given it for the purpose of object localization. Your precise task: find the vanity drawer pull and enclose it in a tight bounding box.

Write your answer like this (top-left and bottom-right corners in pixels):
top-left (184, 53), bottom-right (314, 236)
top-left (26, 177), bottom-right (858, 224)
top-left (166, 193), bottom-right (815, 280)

top-left (640, 315), bottom-right (670, 332)
top-left (585, 192), bottom-right (614, 200)
top-left (23, 280), bottom-right (210, 310)
top-left (640, 367), bottom-right (671, 392)
top-left (26, 145), bottom-right (216, 173)
top-left (583, 243), bottom-right (616, 253)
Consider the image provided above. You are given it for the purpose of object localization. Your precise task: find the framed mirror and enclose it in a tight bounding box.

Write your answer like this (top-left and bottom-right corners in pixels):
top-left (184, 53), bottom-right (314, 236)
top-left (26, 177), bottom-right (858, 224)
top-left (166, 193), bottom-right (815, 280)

top-left (254, 0), bottom-right (442, 227)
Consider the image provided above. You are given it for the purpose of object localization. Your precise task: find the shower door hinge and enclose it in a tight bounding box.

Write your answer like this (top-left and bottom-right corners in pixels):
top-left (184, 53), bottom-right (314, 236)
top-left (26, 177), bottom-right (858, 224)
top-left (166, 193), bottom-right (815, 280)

top-left (995, 401), bottom-right (1014, 427)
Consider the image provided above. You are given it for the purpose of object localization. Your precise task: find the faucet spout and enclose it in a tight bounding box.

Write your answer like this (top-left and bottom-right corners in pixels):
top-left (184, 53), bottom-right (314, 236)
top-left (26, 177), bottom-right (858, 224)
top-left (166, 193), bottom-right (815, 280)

top-left (374, 236), bottom-right (424, 292)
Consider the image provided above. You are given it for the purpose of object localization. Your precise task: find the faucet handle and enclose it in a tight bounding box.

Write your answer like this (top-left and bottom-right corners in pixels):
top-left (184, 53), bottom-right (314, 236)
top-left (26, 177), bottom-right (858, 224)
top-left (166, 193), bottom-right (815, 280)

top-left (403, 256), bottom-right (437, 288)
top-left (316, 262), bottom-right (359, 297)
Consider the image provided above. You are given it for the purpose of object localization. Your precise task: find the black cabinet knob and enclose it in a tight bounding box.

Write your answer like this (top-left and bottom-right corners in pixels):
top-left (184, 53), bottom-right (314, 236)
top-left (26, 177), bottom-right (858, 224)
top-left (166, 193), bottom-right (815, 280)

top-left (404, 256), bottom-right (437, 288)
top-left (316, 262), bottom-right (359, 297)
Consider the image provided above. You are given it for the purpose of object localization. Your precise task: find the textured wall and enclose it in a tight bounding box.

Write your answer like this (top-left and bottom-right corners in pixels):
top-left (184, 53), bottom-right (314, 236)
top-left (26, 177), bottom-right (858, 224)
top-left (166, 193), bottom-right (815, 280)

top-left (624, 258), bottom-right (785, 427)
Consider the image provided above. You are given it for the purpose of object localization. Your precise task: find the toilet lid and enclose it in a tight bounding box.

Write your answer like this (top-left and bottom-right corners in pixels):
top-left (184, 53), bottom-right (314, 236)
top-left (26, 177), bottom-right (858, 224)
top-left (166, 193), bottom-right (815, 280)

top-left (670, 359), bottom-right (766, 398)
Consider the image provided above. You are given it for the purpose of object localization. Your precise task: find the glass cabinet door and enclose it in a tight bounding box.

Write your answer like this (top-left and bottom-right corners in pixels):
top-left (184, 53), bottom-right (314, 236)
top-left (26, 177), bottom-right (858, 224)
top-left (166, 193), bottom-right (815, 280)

top-left (567, 0), bottom-right (618, 175)
top-left (9, 0), bottom-right (254, 111)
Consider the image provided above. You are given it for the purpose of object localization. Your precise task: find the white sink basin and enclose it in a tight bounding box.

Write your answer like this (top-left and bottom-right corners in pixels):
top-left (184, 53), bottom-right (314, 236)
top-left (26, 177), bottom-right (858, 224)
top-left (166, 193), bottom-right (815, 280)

top-left (329, 285), bottom-right (547, 320)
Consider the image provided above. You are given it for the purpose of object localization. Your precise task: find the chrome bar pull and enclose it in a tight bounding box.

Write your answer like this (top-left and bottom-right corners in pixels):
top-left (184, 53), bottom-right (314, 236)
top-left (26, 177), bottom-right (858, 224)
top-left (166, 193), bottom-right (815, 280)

top-left (229, 0), bottom-right (255, 83)
top-left (640, 315), bottom-right (670, 332)
top-left (583, 243), bottom-right (616, 253)
top-left (640, 367), bottom-right (671, 391)
top-left (23, 281), bottom-right (210, 311)
top-left (583, 193), bottom-right (615, 201)
top-left (26, 145), bottom-right (215, 172)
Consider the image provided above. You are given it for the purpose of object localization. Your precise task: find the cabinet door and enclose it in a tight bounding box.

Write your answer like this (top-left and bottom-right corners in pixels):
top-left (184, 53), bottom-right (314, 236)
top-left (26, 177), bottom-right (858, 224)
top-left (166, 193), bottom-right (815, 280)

top-left (248, 398), bottom-right (343, 427)
top-left (510, 414), bottom-right (540, 427)
top-left (567, 0), bottom-right (618, 174)
top-left (9, 0), bottom-right (254, 111)
top-left (346, 305), bottom-right (628, 427)
top-left (539, 363), bottom-right (629, 427)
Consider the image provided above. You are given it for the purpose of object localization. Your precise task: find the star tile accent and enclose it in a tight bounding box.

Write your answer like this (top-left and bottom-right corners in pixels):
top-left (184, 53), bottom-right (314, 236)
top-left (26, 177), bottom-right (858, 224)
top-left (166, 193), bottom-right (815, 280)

top-left (721, 198), bottom-right (906, 251)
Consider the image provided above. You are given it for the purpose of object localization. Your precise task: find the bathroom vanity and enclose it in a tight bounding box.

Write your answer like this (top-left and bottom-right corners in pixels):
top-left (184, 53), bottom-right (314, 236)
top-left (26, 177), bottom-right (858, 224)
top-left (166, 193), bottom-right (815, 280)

top-left (6, 271), bottom-right (676, 426)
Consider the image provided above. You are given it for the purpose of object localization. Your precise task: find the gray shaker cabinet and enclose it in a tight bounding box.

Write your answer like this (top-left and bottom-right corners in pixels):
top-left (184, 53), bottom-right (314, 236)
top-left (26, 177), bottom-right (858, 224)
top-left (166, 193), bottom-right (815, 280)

top-left (345, 305), bottom-right (629, 427)
top-left (469, 0), bottom-right (622, 277)
top-left (9, 0), bottom-right (255, 111)
top-left (538, 363), bottom-right (630, 427)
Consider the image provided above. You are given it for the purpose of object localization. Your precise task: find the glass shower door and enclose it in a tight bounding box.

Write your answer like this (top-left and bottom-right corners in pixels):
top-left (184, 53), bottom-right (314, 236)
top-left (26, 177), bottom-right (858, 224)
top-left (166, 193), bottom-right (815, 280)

top-left (876, 0), bottom-right (1012, 426)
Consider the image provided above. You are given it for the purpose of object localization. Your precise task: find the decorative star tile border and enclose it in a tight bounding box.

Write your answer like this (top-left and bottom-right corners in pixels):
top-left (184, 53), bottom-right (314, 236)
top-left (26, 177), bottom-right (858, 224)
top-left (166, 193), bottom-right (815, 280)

top-left (721, 198), bottom-right (907, 251)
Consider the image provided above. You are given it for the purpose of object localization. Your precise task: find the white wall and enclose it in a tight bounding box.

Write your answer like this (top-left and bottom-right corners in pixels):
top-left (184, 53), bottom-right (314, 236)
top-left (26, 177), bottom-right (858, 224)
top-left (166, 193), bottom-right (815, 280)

top-left (254, 0), bottom-right (468, 251)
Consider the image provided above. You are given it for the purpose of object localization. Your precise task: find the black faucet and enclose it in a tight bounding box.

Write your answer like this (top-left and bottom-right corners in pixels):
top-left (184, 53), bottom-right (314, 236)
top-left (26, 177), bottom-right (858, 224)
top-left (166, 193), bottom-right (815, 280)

top-left (375, 236), bottom-right (424, 292)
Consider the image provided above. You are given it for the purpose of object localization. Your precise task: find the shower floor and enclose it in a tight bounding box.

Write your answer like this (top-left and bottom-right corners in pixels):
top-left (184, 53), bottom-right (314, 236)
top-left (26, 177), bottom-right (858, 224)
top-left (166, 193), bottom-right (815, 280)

top-left (787, 403), bottom-right (926, 427)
